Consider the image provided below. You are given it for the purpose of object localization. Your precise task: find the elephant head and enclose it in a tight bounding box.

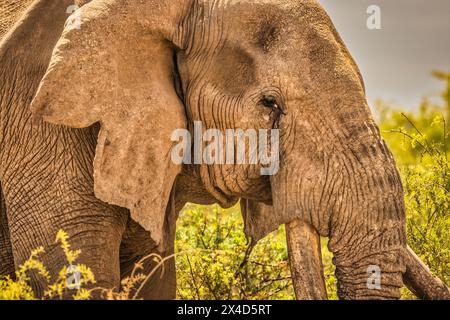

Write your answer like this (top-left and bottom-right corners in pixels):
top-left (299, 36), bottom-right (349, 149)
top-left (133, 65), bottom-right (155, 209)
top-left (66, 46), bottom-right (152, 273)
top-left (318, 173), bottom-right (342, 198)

top-left (31, 0), bottom-right (449, 299)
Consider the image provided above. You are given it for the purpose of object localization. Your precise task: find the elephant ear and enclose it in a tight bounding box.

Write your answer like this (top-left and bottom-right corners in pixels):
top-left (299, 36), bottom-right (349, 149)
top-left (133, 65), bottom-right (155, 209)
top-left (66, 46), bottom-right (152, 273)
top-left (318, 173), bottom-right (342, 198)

top-left (31, 0), bottom-right (186, 248)
top-left (241, 199), bottom-right (279, 243)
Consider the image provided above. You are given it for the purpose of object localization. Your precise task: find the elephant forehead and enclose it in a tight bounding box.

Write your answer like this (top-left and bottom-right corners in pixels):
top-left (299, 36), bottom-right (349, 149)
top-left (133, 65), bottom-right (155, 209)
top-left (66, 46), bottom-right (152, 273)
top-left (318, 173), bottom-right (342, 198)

top-left (185, 2), bottom-right (332, 63)
top-left (217, 0), bottom-right (330, 50)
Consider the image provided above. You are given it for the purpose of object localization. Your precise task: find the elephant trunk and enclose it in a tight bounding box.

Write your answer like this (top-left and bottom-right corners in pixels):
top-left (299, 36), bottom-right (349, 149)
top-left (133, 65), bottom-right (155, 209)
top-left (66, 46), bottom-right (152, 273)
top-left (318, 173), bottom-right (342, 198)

top-left (333, 243), bottom-right (450, 299)
top-left (275, 99), bottom-right (410, 299)
top-left (328, 139), bottom-right (408, 300)
top-left (333, 248), bottom-right (406, 300)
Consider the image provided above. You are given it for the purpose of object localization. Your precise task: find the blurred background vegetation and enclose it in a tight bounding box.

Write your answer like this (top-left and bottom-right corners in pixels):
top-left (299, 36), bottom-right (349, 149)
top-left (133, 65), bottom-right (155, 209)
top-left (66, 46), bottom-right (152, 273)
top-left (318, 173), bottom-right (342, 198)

top-left (175, 71), bottom-right (450, 300)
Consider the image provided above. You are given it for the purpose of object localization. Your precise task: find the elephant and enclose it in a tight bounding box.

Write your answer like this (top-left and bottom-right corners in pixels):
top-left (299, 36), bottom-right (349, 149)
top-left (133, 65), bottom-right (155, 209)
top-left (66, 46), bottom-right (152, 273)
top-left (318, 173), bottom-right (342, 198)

top-left (1, 0), bottom-right (449, 300)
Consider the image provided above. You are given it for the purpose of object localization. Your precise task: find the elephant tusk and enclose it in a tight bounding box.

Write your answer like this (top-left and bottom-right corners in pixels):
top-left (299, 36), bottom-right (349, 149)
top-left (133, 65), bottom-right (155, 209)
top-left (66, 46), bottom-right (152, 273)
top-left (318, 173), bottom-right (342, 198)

top-left (403, 246), bottom-right (450, 300)
top-left (286, 219), bottom-right (328, 300)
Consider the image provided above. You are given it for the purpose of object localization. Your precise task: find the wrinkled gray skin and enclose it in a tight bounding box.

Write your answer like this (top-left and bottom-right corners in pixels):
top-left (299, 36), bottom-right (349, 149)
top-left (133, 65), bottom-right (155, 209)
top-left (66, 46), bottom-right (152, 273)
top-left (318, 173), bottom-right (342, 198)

top-left (0, 0), bottom-right (176, 299)
top-left (1, 0), bottom-right (449, 300)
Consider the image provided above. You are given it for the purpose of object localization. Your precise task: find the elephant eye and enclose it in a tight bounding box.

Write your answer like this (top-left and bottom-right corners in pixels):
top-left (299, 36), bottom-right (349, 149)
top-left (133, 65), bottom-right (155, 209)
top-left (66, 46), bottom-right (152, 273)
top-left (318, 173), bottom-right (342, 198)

top-left (261, 95), bottom-right (286, 116)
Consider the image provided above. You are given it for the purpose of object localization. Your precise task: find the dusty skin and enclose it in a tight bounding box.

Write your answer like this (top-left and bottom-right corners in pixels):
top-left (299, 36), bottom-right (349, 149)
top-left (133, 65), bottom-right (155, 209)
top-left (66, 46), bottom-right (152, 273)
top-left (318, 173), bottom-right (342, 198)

top-left (1, 0), bottom-right (449, 300)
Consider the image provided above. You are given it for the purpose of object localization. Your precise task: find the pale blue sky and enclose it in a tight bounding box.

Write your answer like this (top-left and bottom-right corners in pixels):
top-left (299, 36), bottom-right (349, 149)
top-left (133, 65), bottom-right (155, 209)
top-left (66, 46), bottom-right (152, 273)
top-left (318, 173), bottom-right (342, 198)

top-left (319, 0), bottom-right (450, 109)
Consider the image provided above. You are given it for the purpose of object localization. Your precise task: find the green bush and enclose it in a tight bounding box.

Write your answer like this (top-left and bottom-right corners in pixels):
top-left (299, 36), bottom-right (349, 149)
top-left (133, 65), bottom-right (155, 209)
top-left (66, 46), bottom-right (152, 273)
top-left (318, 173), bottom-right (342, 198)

top-left (175, 204), bottom-right (294, 300)
top-left (175, 204), bottom-right (339, 300)
top-left (400, 151), bottom-right (450, 299)
top-left (377, 72), bottom-right (450, 299)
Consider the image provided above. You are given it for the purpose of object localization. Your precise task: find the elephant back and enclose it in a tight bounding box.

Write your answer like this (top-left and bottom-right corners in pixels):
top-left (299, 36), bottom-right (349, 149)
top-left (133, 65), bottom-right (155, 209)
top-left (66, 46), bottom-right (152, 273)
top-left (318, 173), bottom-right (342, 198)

top-left (0, 0), bottom-right (34, 42)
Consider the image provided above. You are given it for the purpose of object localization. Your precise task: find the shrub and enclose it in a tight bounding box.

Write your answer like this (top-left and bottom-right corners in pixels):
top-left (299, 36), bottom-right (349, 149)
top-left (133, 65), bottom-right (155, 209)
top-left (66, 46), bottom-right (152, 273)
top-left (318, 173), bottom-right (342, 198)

top-left (175, 204), bottom-right (295, 300)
